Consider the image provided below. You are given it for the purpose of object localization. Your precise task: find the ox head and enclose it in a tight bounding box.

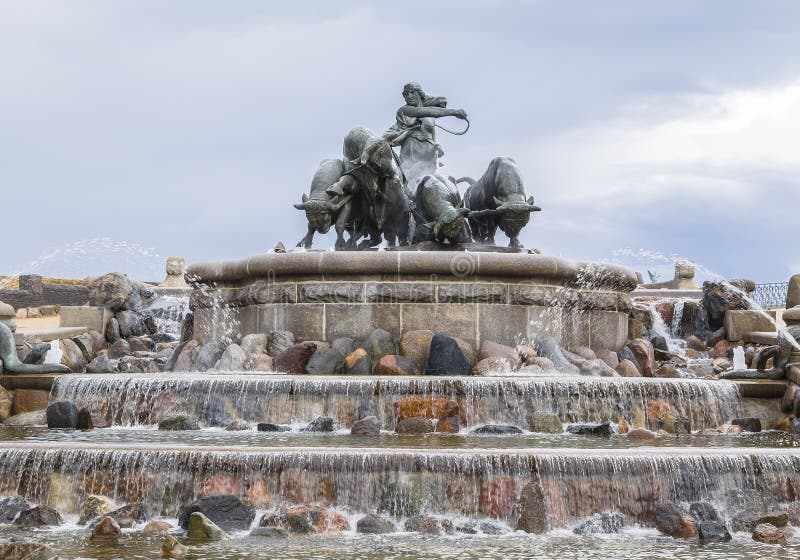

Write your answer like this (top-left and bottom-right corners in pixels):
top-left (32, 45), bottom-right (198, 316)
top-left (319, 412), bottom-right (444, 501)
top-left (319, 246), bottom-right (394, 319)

top-left (471, 196), bottom-right (541, 239)
top-left (294, 193), bottom-right (337, 234)
top-left (360, 137), bottom-right (395, 179)
top-left (423, 207), bottom-right (471, 242)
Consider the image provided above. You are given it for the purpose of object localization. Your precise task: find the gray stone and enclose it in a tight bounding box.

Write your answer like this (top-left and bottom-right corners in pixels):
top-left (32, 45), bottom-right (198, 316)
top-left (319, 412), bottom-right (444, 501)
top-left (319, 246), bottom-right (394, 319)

top-left (724, 310), bottom-right (775, 342)
top-left (13, 506), bottom-right (62, 527)
top-left (350, 415), bottom-right (380, 435)
top-left (179, 494), bottom-right (254, 533)
top-left (302, 416), bottom-right (335, 432)
top-left (731, 417), bottom-right (762, 432)
top-left (214, 344), bottom-right (247, 371)
top-left (470, 424), bottom-right (523, 435)
top-left (107, 339), bottom-right (130, 359)
top-left (573, 512), bottom-right (624, 535)
top-left (361, 328), bottom-right (395, 363)
top-left (88, 273), bottom-right (134, 311)
top-left (105, 317), bottom-right (121, 344)
top-left (257, 423), bottom-right (290, 432)
top-left (395, 416), bottom-right (433, 434)
top-left (0, 496), bottom-right (32, 523)
top-left (304, 347), bottom-right (343, 375)
top-left (330, 337), bottom-right (355, 357)
top-left (115, 310), bottom-right (146, 338)
top-left (71, 333), bottom-right (97, 363)
top-left (3, 410), bottom-right (46, 426)
top-left (566, 422), bottom-right (613, 437)
top-left (187, 512), bottom-right (227, 541)
top-left (267, 330), bottom-right (295, 356)
top-left (787, 274), bottom-right (800, 309)
top-left (516, 481), bottom-right (547, 533)
top-left (357, 513), bottom-right (395, 534)
top-left (158, 414), bottom-right (199, 431)
top-left (249, 526), bottom-right (288, 538)
top-left (195, 341), bottom-right (225, 371)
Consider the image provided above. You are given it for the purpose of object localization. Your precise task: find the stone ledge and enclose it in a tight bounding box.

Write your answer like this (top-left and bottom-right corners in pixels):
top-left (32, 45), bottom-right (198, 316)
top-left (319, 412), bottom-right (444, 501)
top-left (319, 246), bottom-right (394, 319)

top-left (187, 252), bottom-right (637, 292)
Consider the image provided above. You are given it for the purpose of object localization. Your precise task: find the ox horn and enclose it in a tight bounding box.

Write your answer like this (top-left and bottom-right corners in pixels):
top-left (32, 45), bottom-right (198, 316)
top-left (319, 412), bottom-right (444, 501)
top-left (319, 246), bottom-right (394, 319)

top-left (293, 203), bottom-right (307, 210)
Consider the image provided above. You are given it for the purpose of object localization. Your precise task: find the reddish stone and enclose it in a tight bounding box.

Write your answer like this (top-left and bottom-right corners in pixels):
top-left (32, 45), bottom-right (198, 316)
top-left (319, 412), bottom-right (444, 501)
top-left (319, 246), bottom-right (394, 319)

top-left (435, 400), bottom-right (461, 433)
top-left (394, 396), bottom-right (449, 421)
top-left (273, 342), bottom-right (317, 374)
top-left (479, 477), bottom-right (520, 519)
top-left (655, 502), bottom-right (697, 538)
top-left (594, 349), bottom-right (619, 370)
top-left (199, 473), bottom-right (240, 497)
top-left (173, 340), bottom-right (200, 372)
top-left (264, 506), bottom-right (349, 533)
top-left (616, 359), bottom-right (641, 377)
top-left (472, 357), bottom-right (512, 376)
top-left (12, 389), bottom-right (49, 415)
top-left (655, 301), bottom-right (674, 326)
top-left (627, 339), bottom-right (655, 376)
top-left (373, 355), bottom-right (417, 375)
top-left (752, 523), bottom-right (787, 544)
top-left (515, 344), bottom-right (538, 363)
top-left (142, 520), bottom-right (172, 535)
top-left (248, 354), bottom-right (273, 372)
top-left (713, 339), bottom-right (731, 359)
top-left (527, 357), bottom-right (555, 371)
top-left (478, 341), bottom-right (521, 368)
top-left (516, 481), bottom-right (547, 533)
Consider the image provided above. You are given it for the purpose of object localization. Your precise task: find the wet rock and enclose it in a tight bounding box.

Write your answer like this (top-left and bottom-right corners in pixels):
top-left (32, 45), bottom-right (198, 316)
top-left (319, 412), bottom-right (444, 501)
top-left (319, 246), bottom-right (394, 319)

top-left (0, 496), bottom-right (32, 523)
top-left (396, 417), bottom-right (434, 434)
top-left (0, 387), bottom-right (11, 422)
top-left (655, 364), bottom-right (681, 378)
top-left (517, 481), bottom-right (547, 533)
top-left (732, 417), bottom-right (762, 432)
top-left (425, 333), bottom-right (472, 375)
top-left (617, 347), bottom-right (642, 374)
top-left (46, 400), bottom-right (78, 429)
top-left (654, 502), bottom-right (697, 538)
top-left (527, 411), bottom-right (562, 434)
top-left (267, 330), bottom-right (295, 356)
top-left (357, 513), bottom-right (395, 534)
top-left (116, 310), bottom-right (146, 338)
top-left (195, 341), bottom-right (225, 372)
top-left (686, 335), bottom-right (707, 352)
top-left (713, 339), bottom-right (731, 359)
top-left (79, 495), bottom-right (117, 525)
top-left (650, 335), bottom-right (669, 353)
top-left (172, 339), bottom-right (200, 372)
top-left (12, 389), bottom-right (49, 416)
top-left (179, 494), bottom-right (254, 532)
top-left (0, 543), bottom-right (52, 560)
top-left (160, 535), bottom-right (186, 558)
top-left (302, 416), bottom-right (335, 432)
top-left (698, 520), bottom-right (731, 543)
top-left (89, 272), bottom-right (134, 311)
top-left (702, 281), bottom-right (750, 331)
top-left (472, 357), bottom-right (512, 376)
top-left (257, 423), bottom-right (290, 432)
top-left (305, 347), bottom-right (344, 375)
top-left (187, 511), bottom-right (227, 541)
top-left (128, 336), bottom-right (153, 353)
top-left (13, 505), bottom-right (62, 527)
top-left (3, 410), bottom-right (46, 427)
top-left (360, 328), bottom-right (395, 363)
top-left (143, 519), bottom-right (173, 535)
top-left (570, 346), bottom-right (597, 361)
top-left (625, 428), bottom-right (657, 441)
top-left (373, 354), bottom-right (416, 375)
top-left (573, 512), bottom-right (624, 534)
top-left (248, 353), bottom-right (273, 372)
top-left (752, 523), bottom-right (786, 545)
top-left (274, 342), bottom-right (317, 373)
top-left (249, 526), bottom-right (288, 538)
top-left (478, 340), bottom-right (521, 368)
top-left (59, 339), bottom-right (87, 372)
top-left (398, 330), bottom-right (434, 371)
top-left (87, 354), bottom-right (118, 373)
top-left (626, 339), bottom-right (655, 376)
top-left (214, 344), bottom-right (247, 371)
top-left (689, 502), bottom-right (720, 522)
top-left (527, 356), bottom-right (555, 371)
top-left (107, 339), bottom-right (131, 359)
top-left (594, 348), bottom-right (619, 369)
top-left (516, 344), bottom-right (539, 364)
top-left (261, 506), bottom-right (349, 533)
top-left (343, 348), bottom-right (371, 374)
top-left (434, 400), bottom-right (461, 433)
top-left (782, 383), bottom-right (799, 414)
top-left (104, 317), bottom-right (121, 343)
top-left (580, 359), bottom-right (619, 377)
top-left (330, 337), bottom-right (355, 357)
top-left (404, 515), bottom-right (449, 535)
top-left (240, 333), bottom-right (268, 357)
top-left (378, 482), bottom-right (422, 517)
top-left (350, 415), bottom-right (380, 435)
top-left (224, 420), bottom-right (250, 431)
top-left (470, 424), bottom-right (523, 435)
top-left (394, 396), bottom-right (450, 421)
top-left (108, 503), bottom-right (150, 528)
top-left (158, 414), bottom-right (199, 431)
top-left (90, 516), bottom-right (122, 544)
top-left (566, 422), bottom-right (613, 437)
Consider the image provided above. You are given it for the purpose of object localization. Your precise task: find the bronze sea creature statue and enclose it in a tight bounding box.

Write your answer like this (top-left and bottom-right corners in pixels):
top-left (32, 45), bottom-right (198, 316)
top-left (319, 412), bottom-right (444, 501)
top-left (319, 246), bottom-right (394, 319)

top-left (0, 320), bottom-right (71, 374)
top-left (722, 325), bottom-right (800, 380)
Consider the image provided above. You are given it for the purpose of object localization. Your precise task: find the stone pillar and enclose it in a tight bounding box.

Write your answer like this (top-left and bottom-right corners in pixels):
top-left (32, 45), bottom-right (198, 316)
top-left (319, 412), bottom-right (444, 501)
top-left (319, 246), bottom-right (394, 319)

top-left (787, 274), bottom-right (800, 309)
top-left (18, 275), bottom-right (43, 307)
top-left (161, 257), bottom-right (188, 288)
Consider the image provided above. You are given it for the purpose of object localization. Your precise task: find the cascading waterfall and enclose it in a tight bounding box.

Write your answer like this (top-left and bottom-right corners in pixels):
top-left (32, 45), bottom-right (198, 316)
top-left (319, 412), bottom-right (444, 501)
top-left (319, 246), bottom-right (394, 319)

top-left (0, 444), bottom-right (796, 530)
top-left (51, 374), bottom-right (744, 430)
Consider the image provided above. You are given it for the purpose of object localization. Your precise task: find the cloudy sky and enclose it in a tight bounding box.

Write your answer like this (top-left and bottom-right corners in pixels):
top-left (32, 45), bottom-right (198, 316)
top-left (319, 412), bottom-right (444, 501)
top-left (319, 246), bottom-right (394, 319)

top-left (1, 0), bottom-right (798, 283)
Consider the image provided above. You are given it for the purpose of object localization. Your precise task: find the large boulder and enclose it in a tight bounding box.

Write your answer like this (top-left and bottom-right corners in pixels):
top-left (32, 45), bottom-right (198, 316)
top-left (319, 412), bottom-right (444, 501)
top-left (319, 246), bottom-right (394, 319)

top-left (12, 506), bottom-right (62, 527)
top-left (654, 502), bottom-right (697, 538)
top-left (86, 354), bottom-right (118, 373)
top-left (274, 342), bottom-right (317, 373)
top-left (46, 401), bottom-right (79, 429)
top-left (0, 543), bottom-right (52, 560)
top-left (434, 400), bottom-right (461, 433)
top-left (528, 412), bottom-right (562, 434)
top-left (566, 422), bottom-right (612, 437)
top-left (79, 495), bottom-right (118, 525)
top-left (398, 330), bottom-right (434, 371)
top-left (702, 281), bottom-right (750, 331)
top-left (361, 329), bottom-right (395, 363)
top-left (116, 310), bottom-right (146, 338)
top-left (373, 354), bottom-right (416, 375)
top-left (698, 520), bottom-right (731, 543)
top-left (214, 344), bottom-right (247, 372)
top-left (108, 503), bottom-right (150, 528)
top-left (90, 516), bottom-right (122, 544)
top-left (261, 506), bottom-right (349, 534)
top-left (160, 535), bottom-right (186, 558)
top-left (71, 335), bottom-right (96, 363)
top-left (0, 496), bottom-right (32, 523)
top-left (478, 340), bottom-right (521, 368)
top-left (395, 417), bottom-right (434, 434)
top-left (195, 341), bottom-right (225, 372)
top-left (516, 481), bottom-right (547, 533)
top-left (404, 515), bottom-right (452, 535)
top-left (266, 330), bottom-right (295, 356)
top-left (88, 273), bottom-right (134, 311)
top-left (158, 414), bottom-right (199, 431)
top-left (579, 359), bottom-right (619, 377)
top-left (59, 339), bottom-right (87, 372)
top-left (178, 494), bottom-right (254, 532)
top-left (304, 348), bottom-right (344, 375)
top-left (424, 333), bottom-right (472, 375)
top-left (143, 520), bottom-right (172, 535)
top-left (240, 333), bottom-right (268, 357)
top-left (470, 424), bottom-right (523, 435)
top-left (573, 512), bottom-right (624, 535)
top-left (107, 339), bottom-right (131, 359)
top-left (626, 339), bottom-right (655, 377)
top-left (187, 512), bottom-right (227, 541)
top-left (302, 416), bottom-right (335, 432)
top-left (343, 349), bottom-right (371, 374)
top-left (350, 415), bottom-right (380, 436)
top-left (752, 522), bottom-right (787, 544)
top-left (356, 513), bottom-right (395, 534)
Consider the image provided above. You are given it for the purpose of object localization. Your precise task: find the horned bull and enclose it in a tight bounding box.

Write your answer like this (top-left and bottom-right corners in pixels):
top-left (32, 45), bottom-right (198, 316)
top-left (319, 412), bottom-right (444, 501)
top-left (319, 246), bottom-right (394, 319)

top-left (294, 158), bottom-right (353, 249)
top-left (461, 156), bottom-right (541, 248)
top-left (413, 174), bottom-right (472, 244)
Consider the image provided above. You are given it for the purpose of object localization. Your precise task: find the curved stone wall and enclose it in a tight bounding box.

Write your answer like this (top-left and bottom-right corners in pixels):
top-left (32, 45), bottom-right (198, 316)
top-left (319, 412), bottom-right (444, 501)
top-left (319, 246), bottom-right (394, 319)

top-left (187, 252), bottom-right (637, 350)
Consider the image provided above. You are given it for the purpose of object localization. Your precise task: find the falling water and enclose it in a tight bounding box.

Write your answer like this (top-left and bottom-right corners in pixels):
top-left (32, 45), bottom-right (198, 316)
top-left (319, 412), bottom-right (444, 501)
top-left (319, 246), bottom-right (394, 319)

top-left (51, 374), bottom-right (744, 430)
top-left (42, 340), bottom-right (63, 365)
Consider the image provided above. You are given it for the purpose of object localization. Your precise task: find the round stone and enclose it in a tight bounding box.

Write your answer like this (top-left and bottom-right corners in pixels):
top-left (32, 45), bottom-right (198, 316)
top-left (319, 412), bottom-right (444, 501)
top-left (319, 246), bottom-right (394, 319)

top-left (782, 306), bottom-right (800, 326)
top-left (0, 301), bottom-right (14, 321)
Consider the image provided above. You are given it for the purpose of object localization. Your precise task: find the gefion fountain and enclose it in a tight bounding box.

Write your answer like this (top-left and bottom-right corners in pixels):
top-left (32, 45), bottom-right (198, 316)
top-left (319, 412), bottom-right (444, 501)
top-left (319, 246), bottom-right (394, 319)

top-left (0, 83), bottom-right (797, 559)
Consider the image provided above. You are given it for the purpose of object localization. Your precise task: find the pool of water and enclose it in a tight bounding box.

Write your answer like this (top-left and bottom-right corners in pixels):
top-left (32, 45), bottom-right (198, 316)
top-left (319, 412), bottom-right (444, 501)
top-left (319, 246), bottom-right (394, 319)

top-left (4, 526), bottom-right (798, 560)
top-left (1, 426), bottom-right (798, 450)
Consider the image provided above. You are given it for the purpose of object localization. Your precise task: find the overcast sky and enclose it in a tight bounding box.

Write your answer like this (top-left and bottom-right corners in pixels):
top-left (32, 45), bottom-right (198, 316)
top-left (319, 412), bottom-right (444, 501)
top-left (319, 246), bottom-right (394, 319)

top-left (1, 1), bottom-right (798, 283)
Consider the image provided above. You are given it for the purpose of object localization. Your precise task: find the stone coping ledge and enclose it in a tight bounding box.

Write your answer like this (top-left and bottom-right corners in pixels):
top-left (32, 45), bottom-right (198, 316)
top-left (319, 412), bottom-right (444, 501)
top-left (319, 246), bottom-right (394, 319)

top-left (187, 252), bottom-right (637, 292)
